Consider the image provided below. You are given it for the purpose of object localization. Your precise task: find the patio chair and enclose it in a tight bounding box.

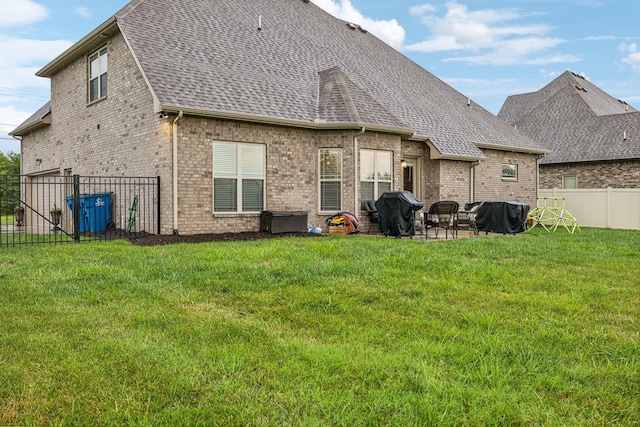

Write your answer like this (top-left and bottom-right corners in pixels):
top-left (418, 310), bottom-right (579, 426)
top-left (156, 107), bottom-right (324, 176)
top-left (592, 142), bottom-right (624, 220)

top-left (457, 201), bottom-right (482, 235)
top-left (363, 200), bottom-right (379, 233)
top-left (424, 200), bottom-right (459, 239)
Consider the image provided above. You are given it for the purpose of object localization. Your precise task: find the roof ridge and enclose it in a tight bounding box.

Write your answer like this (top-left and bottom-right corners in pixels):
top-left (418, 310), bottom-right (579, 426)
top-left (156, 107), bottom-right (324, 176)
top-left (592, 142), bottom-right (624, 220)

top-left (114, 0), bottom-right (146, 19)
top-left (317, 67), bottom-right (410, 129)
top-left (319, 67), bottom-right (361, 122)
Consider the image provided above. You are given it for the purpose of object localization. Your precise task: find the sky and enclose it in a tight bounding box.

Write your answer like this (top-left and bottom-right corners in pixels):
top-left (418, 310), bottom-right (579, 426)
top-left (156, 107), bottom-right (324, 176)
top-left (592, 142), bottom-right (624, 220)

top-left (1, 0), bottom-right (640, 154)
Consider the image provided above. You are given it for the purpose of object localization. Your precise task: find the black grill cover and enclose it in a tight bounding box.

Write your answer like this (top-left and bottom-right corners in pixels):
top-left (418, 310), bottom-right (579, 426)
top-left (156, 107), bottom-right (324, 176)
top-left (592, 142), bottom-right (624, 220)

top-left (375, 191), bottom-right (424, 236)
top-left (475, 201), bottom-right (530, 234)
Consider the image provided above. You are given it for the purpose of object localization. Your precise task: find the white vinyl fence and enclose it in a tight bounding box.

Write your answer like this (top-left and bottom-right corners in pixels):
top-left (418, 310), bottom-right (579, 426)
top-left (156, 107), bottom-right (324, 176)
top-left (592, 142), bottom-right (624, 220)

top-left (538, 188), bottom-right (640, 230)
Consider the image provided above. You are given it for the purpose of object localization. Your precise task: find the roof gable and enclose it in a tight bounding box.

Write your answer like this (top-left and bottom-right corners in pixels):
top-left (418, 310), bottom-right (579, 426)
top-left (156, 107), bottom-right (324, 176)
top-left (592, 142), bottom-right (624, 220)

top-left (10, 102), bottom-right (51, 136)
top-left (317, 67), bottom-right (408, 129)
top-left (498, 71), bottom-right (640, 164)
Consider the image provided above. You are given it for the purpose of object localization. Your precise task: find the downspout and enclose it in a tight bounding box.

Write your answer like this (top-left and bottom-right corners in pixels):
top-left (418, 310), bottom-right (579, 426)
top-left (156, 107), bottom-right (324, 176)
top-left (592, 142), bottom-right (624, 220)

top-left (172, 111), bottom-right (184, 234)
top-left (12, 135), bottom-right (23, 173)
top-left (354, 127), bottom-right (365, 213)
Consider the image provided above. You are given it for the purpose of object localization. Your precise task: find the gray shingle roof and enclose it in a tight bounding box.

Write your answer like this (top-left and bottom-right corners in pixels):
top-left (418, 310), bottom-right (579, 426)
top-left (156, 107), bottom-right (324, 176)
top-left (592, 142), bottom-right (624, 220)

top-left (317, 67), bottom-right (408, 129)
top-left (498, 71), bottom-right (640, 164)
top-left (24, 0), bottom-right (547, 159)
top-left (113, 0), bottom-right (546, 159)
top-left (10, 101), bottom-right (51, 136)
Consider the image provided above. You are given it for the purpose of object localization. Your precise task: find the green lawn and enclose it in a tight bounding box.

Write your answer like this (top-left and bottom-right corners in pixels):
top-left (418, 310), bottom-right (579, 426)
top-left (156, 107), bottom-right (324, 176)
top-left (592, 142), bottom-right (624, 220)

top-left (1, 228), bottom-right (638, 426)
top-left (1, 214), bottom-right (14, 225)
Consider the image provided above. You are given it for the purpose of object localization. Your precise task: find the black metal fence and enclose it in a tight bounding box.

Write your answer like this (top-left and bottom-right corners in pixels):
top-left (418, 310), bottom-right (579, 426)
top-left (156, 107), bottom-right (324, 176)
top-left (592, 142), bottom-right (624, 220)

top-left (1, 174), bottom-right (160, 246)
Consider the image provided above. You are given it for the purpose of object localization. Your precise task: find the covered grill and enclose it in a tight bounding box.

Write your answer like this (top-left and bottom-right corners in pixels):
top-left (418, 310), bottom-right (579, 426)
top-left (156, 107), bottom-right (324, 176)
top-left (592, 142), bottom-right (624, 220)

top-left (375, 191), bottom-right (424, 237)
top-left (475, 201), bottom-right (530, 234)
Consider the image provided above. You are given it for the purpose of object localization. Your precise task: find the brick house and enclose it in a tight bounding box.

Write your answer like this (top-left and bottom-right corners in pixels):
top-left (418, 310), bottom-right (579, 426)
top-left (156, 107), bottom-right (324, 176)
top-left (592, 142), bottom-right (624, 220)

top-left (499, 71), bottom-right (640, 190)
top-left (11, 0), bottom-right (547, 235)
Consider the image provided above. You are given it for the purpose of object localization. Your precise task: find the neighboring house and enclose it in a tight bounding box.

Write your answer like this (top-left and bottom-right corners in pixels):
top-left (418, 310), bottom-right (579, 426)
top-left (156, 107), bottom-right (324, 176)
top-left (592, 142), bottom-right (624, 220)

top-left (11, 0), bottom-right (547, 235)
top-left (498, 71), bottom-right (640, 190)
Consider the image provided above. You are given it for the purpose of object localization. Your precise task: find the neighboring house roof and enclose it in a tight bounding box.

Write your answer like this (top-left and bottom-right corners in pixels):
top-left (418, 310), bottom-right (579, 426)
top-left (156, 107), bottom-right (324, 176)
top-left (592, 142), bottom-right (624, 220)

top-left (10, 101), bottom-right (51, 136)
top-left (498, 71), bottom-right (640, 165)
top-left (19, 0), bottom-right (546, 160)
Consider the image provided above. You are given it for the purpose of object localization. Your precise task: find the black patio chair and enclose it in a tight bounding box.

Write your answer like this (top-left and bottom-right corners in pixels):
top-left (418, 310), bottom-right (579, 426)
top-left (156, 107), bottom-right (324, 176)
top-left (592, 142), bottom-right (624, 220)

top-left (363, 200), bottom-right (379, 233)
top-left (424, 200), bottom-right (459, 239)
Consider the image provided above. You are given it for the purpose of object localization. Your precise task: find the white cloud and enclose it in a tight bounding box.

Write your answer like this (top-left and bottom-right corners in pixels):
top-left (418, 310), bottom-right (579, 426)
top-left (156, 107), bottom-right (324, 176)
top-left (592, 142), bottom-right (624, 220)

top-left (311, 0), bottom-right (405, 49)
top-left (0, 1), bottom-right (72, 95)
top-left (75, 7), bottom-right (92, 19)
top-left (585, 35), bottom-right (616, 41)
top-left (0, 106), bottom-right (31, 130)
top-left (445, 51), bottom-right (579, 66)
top-left (409, 4), bottom-right (437, 16)
top-left (0, 36), bottom-right (73, 89)
top-left (0, 0), bottom-right (48, 28)
top-left (405, 1), bottom-right (575, 66)
top-left (444, 76), bottom-right (516, 87)
top-left (540, 69), bottom-right (561, 79)
top-left (621, 43), bottom-right (640, 73)
top-left (0, 106), bottom-right (31, 153)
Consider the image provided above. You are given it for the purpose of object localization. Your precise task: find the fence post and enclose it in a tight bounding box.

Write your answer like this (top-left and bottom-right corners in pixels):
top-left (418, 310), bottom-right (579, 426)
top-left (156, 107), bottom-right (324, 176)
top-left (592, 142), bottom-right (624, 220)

top-left (73, 175), bottom-right (80, 242)
top-left (606, 187), bottom-right (612, 229)
top-left (156, 176), bottom-right (161, 235)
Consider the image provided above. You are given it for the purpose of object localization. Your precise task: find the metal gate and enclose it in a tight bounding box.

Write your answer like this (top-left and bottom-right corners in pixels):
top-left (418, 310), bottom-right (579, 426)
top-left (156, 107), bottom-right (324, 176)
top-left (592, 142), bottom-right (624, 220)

top-left (1, 174), bottom-right (160, 246)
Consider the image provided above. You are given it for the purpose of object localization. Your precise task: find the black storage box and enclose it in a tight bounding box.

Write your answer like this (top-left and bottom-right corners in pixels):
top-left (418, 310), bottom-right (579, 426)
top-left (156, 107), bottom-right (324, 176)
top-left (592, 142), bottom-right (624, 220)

top-left (260, 211), bottom-right (308, 234)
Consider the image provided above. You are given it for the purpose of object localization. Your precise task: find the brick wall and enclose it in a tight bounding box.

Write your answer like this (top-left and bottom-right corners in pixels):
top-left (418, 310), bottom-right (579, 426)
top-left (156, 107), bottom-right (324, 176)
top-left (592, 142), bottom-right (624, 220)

top-left (426, 160), bottom-right (471, 208)
top-left (473, 149), bottom-right (538, 208)
top-left (175, 122), bottom-right (409, 234)
top-left (175, 118), bottom-right (337, 234)
top-left (540, 160), bottom-right (640, 189)
top-left (20, 32), bottom-right (174, 233)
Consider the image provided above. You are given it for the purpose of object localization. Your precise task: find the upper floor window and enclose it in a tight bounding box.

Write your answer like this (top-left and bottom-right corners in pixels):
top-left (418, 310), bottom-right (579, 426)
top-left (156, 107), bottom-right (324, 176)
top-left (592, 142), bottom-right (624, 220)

top-left (213, 142), bottom-right (265, 213)
top-left (501, 164), bottom-right (518, 180)
top-left (361, 149), bottom-right (392, 202)
top-left (319, 148), bottom-right (342, 211)
top-left (89, 47), bottom-right (108, 102)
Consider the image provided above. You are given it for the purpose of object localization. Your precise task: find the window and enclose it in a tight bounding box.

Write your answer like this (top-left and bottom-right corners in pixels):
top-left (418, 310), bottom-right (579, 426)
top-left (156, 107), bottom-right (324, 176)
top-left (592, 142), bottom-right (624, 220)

top-left (213, 142), bottom-right (265, 213)
top-left (361, 149), bottom-right (392, 202)
top-left (89, 47), bottom-right (108, 102)
top-left (319, 148), bottom-right (342, 211)
top-left (501, 164), bottom-right (518, 180)
top-left (563, 175), bottom-right (577, 189)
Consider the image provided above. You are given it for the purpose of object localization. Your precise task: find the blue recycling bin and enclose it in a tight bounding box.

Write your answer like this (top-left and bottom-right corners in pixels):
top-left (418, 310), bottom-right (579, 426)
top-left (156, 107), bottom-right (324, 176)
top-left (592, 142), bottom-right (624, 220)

top-left (66, 192), bottom-right (113, 232)
top-left (65, 195), bottom-right (86, 232)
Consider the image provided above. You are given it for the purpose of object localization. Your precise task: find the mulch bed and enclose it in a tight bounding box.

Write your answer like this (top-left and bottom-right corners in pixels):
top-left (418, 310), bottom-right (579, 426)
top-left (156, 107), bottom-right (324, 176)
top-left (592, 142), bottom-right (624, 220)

top-left (129, 231), bottom-right (323, 246)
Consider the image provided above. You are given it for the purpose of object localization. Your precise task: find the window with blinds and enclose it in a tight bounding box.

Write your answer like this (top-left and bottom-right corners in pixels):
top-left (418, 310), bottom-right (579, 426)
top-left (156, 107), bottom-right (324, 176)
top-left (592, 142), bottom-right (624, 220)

top-left (89, 47), bottom-right (108, 102)
top-left (360, 149), bottom-right (392, 202)
top-left (213, 142), bottom-right (265, 213)
top-left (319, 148), bottom-right (342, 211)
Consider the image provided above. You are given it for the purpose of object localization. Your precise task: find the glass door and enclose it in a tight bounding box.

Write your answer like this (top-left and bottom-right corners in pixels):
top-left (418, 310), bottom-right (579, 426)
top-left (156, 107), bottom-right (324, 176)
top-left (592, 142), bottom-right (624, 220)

top-left (402, 159), bottom-right (417, 195)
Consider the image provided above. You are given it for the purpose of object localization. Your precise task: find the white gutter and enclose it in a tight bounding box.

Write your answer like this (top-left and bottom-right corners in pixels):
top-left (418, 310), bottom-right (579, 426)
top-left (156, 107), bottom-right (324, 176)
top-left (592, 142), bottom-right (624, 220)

top-left (159, 105), bottom-right (415, 137)
top-left (37, 17), bottom-right (119, 77)
top-left (172, 111), bottom-right (184, 234)
top-left (353, 127), bottom-right (365, 214)
top-left (475, 141), bottom-right (550, 156)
